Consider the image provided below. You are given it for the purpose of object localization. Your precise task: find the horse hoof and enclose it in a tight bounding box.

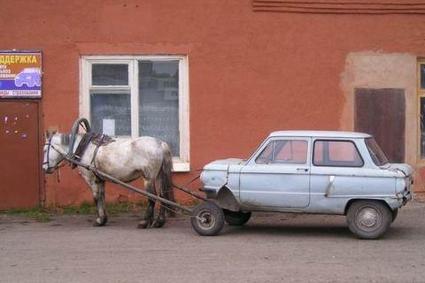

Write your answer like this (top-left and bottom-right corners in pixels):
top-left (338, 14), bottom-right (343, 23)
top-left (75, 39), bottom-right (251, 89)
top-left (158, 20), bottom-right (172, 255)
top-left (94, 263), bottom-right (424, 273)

top-left (152, 219), bottom-right (165, 228)
top-left (137, 220), bottom-right (149, 229)
top-left (93, 217), bottom-right (107, 227)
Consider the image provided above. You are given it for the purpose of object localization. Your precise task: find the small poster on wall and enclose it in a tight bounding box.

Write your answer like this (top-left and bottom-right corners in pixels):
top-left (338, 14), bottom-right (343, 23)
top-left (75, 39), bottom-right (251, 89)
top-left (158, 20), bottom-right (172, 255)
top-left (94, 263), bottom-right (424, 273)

top-left (0, 51), bottom-right (42, 98)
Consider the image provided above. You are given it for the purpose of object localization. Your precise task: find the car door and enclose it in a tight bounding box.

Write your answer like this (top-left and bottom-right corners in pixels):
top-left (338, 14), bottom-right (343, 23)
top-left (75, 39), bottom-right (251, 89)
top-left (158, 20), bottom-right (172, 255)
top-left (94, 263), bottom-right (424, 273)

top-left (311, 138), bottom-right (368, 209)
top-left (309, 138), bottom-right (395, 207)
top-left (239, 137), bottom-right (311, 209)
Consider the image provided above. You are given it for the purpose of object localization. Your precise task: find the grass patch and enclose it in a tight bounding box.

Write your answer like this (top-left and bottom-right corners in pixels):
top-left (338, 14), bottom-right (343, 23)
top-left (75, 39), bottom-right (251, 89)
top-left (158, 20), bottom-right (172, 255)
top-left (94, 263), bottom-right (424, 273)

top-left (1, 201), bottom-right (147, 222)
top-left (0, 199), bottom-right (196, 222)
top-left (1, 207), bottom-right (51, 222)
top-left (59, 201), bottom-right (144, 216)
top-left (60, 202), bottom-right (96, 215)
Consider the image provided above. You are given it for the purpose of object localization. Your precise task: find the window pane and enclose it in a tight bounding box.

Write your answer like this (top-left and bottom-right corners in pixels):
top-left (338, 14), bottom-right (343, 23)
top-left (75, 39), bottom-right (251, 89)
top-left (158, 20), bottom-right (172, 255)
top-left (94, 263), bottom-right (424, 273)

top-left (90, 92), bottom-right (131, 136)
top-left (421, 64), bottom-right (425, 89)
top-left (139, 60), bottom-right (179, 155)
top-left (365, 138), bottom-right (389, 166)
top-left (274, 140), bottom-right (308, 164)
top-left (92, 64), bottom-right (128, 85)
top-left (256, 141), bottom-right (274, 164)
top-left (314, 140), bottom-right (363, 167)
top-left (256, 140), bottom-right (307, 164)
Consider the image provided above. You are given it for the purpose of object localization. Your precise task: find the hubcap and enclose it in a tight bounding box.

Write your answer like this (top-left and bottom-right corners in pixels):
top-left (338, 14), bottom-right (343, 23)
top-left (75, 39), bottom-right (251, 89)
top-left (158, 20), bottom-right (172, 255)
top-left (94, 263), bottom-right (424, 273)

top-left (198, 210), bottom-right (215, 230)
top-left (357, 207), bottom-right (381, 229)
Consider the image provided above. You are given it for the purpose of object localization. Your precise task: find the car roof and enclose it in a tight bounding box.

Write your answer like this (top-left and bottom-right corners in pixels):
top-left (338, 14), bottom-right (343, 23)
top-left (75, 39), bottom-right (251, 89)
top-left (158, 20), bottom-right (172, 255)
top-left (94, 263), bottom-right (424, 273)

top-left (268, 130), bottom-right (372, 139)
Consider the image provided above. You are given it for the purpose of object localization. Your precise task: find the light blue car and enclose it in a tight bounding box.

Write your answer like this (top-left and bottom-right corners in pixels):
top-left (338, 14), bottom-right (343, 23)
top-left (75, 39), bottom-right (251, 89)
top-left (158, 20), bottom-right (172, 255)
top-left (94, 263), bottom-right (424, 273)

top-left (194, 131), bottom-right (413, 239)
top-left (14, 68), bottom-right (41, 87)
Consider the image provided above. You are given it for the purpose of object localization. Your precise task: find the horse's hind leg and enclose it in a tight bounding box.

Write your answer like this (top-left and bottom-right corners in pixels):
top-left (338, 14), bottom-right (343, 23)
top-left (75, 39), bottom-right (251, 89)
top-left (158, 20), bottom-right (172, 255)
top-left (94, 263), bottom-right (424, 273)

top-left (138, 180), bottom-right (155, 229)
top-left (92, 179), bottom-right (108, 226)
top-left (152, 179), bottom-right (166, 228)
top-left (152, 205), bottom-right (166, 228)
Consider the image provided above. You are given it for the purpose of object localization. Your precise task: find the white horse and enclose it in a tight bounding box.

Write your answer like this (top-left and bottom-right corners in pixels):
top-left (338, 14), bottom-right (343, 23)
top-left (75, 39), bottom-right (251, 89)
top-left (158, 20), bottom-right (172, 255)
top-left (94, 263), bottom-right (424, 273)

top-left (43, 131), bottom-right (174, 228)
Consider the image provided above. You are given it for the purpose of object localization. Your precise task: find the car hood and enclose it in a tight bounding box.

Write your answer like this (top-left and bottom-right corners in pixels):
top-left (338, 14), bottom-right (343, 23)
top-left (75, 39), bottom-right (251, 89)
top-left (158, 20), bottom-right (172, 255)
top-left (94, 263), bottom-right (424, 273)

top-left (203, 158), bottom-right (245, 170)
top-left (384, 163), bottom-right (414, 177)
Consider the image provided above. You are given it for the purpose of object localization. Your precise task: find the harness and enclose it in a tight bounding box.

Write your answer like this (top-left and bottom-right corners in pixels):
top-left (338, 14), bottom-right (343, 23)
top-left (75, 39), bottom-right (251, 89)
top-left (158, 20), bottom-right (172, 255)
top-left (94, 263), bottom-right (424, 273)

top-left (44, 133), bottom-right (115, 173)
top-left (43, 135), bottom-right (65, 172)
top-left (71, 133), bottom-right (115, 169)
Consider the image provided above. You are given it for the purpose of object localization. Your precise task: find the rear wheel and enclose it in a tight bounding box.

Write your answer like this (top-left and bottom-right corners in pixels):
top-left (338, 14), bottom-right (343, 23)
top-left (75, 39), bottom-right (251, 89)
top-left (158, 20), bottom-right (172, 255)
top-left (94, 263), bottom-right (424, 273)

top-left (223, 210), bottom-right (251, 226)
top-left (191, 201), bottom-right (224, 236)
top-left (346, 200), bottom-right (392, 239)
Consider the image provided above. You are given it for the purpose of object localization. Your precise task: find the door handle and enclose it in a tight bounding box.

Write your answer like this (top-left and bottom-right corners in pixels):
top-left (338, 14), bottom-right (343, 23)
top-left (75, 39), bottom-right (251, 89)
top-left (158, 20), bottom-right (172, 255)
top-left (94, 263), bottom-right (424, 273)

top-left (296, 168), bottom-right (309, 172)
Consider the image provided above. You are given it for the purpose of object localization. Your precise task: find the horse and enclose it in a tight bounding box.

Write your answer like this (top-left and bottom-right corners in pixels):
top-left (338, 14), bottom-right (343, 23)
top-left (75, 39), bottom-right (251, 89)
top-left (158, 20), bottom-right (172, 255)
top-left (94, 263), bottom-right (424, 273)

top-left (42, 131), bottom-right (175, 229)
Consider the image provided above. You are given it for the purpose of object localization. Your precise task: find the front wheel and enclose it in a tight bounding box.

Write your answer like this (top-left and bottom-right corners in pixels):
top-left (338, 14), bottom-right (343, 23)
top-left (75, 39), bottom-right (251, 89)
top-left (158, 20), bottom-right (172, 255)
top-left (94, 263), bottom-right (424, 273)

top-left (223, 210), bottom-right (251, 226)
top-left (191, 201), bottom-right (225, 236)
top-left (346, 200), bottom-right (392, 239)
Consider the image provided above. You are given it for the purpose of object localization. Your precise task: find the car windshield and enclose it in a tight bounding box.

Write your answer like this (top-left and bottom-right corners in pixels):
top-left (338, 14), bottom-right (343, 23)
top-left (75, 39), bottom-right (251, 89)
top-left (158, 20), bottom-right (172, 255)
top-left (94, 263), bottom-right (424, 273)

top-left (365, 138), bottom-right (389, 166)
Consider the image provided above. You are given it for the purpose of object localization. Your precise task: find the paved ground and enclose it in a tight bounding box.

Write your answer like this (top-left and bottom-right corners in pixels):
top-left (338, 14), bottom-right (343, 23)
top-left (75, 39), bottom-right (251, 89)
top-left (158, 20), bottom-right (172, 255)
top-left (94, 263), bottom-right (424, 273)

top-left (1, 201), bottom-right (425, 283)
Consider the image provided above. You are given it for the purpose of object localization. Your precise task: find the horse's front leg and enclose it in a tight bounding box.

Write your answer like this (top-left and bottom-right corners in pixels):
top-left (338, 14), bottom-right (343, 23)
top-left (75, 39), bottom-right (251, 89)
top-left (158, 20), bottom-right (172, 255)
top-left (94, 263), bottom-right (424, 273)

top-left (138, 180), bottom-right (155, 229)
top-left (92, 178), bottom-right (108, 227)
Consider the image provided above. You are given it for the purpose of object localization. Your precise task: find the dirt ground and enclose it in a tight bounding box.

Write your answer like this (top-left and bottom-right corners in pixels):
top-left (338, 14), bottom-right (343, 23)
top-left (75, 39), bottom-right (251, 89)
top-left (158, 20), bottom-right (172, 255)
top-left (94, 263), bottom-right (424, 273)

top-left (1, 201), bottom-right (425, 283)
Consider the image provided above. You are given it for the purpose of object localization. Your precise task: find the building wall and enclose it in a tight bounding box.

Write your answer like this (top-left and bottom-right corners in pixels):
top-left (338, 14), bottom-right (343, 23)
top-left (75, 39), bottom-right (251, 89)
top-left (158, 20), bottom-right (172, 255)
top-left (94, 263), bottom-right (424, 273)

top-left (2, 0), bottom-right (425, 206)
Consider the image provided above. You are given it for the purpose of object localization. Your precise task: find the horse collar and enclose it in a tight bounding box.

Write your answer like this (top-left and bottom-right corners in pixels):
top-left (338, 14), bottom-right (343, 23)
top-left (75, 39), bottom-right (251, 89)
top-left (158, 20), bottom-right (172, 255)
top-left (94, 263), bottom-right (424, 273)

top-left (71, 133), bottom-right (115, 169)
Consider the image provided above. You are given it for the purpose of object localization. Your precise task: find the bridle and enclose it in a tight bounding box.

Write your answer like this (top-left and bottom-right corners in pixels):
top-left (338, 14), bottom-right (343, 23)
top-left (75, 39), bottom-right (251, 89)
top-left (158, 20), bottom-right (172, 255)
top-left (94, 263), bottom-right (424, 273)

top-left (43, 135), bottom-right (66, 172)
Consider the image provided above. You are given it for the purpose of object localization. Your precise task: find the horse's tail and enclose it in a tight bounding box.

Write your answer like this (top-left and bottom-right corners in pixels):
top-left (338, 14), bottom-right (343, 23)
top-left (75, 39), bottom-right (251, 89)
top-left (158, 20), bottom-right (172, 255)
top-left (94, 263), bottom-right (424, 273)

top-left (159, 142), bottom-right (175, 217)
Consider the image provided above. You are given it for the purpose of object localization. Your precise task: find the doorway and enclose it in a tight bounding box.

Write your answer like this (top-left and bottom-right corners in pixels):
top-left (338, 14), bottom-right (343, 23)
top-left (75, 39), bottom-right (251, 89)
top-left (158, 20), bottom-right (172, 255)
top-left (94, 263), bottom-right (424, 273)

top-left (0, 100), bottom-right (42, 209)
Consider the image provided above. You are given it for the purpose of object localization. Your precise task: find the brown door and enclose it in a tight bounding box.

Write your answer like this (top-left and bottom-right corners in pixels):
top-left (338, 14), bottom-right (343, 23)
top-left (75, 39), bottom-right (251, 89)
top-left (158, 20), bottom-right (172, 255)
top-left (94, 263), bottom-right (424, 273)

top-left (0, 101), bottom-right (41, 209)
top-left (355, 88), bottom-right (405, 163)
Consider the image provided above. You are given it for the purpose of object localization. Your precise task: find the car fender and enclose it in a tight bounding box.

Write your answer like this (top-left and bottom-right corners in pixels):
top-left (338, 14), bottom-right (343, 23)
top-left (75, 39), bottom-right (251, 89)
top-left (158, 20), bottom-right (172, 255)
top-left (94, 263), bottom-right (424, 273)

top-left (214, 186), bottom-right (240, 212)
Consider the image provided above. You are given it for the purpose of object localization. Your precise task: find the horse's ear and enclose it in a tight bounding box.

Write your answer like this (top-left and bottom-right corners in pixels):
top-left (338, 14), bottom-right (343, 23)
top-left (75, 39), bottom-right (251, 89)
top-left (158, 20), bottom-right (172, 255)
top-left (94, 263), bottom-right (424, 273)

top-left (46, 129), bottom-right (58, 138)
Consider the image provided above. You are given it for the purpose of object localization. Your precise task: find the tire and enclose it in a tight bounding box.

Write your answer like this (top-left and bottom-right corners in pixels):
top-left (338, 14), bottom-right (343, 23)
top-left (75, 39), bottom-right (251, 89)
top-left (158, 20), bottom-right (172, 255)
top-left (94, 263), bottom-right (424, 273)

top-left (346, 200), bottom-right (392, 239)
top-left (223, 209), bottom-right (251, 226)
top-left (392, 209), bottom-right (398, 223)
top-left (191, 201), bottom-right (225, 236)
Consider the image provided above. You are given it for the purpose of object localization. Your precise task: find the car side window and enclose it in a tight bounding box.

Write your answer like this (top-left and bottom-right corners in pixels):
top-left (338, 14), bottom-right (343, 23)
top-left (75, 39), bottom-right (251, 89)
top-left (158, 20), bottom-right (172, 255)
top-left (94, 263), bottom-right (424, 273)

top-left (313, 140), bottom-right (363, 167)
top-left (256, 140), bottom-right (308, 164)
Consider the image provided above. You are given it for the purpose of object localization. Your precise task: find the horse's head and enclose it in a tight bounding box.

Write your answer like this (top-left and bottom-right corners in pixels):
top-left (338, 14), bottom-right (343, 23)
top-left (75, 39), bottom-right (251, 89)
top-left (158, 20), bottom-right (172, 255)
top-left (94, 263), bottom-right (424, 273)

top-left (43, 131), bottom-right (69, 174)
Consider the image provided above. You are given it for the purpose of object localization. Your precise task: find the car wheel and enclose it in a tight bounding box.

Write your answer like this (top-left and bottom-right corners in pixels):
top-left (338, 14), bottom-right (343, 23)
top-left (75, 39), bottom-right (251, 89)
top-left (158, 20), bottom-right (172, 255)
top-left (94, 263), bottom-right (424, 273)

top-left (392, 208), bottom-right (398, 223)
top-left (223, 210), bottom-right (251, 226)
top-left (346, 200), bottom-right (392, 239)
top-left (191, 201), bottom-right (224, 236)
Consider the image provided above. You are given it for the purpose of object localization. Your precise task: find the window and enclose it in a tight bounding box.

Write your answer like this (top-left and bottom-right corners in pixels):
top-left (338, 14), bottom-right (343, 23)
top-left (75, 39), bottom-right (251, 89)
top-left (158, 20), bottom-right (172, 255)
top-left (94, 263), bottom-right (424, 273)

top-left (256, 140), bottom-right (308, 164)
top-left (365, 138), bottom-right (388, 166)
top-left (313, 140), bottom-right (363, 167)
top-left (418, 61), bottom-right (425, 159)
top-left (81, 56), bottom-right (189, 171)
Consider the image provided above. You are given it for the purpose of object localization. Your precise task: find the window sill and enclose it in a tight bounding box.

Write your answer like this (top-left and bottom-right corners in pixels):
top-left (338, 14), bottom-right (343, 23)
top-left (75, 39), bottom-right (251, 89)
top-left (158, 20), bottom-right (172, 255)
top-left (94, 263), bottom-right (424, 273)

top-left (172, 161), bottom-right (190, 172)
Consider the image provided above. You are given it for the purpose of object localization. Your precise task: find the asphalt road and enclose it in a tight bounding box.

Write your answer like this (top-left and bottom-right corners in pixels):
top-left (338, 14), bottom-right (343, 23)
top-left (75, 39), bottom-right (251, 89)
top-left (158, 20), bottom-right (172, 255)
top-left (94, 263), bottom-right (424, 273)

top-left (1, 201), bottom-right (425, 283)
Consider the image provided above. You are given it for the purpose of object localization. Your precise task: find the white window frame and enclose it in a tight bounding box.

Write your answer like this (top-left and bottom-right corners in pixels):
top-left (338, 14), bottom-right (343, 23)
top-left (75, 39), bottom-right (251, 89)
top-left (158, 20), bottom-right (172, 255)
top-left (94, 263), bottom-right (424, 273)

top-left (80, 55), bottom-right (190, 172)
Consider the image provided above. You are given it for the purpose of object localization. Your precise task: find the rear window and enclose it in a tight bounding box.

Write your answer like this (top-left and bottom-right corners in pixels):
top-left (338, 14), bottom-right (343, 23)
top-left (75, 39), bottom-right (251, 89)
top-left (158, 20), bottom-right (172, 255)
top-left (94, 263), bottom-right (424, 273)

top-left (365, 138), bottom-right (389, 166)
top-left (313, 140), bottom-right (363, 167)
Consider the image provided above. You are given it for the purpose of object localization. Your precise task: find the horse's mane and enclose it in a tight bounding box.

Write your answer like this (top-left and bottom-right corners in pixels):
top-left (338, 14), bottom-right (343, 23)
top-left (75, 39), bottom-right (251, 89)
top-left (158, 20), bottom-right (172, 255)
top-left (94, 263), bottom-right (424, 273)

top-left (60, 133), bottom-right (71, 145)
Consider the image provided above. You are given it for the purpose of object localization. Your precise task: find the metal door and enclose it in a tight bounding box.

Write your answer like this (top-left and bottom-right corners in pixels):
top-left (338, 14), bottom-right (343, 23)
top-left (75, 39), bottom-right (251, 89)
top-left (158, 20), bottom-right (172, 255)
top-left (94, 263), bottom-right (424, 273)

top-left (0, 101), bottom-right (41, 209)
top-left (355, 88), bottom-right (405, 163)
top-left (239, 138), bottom-right (311, 209)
